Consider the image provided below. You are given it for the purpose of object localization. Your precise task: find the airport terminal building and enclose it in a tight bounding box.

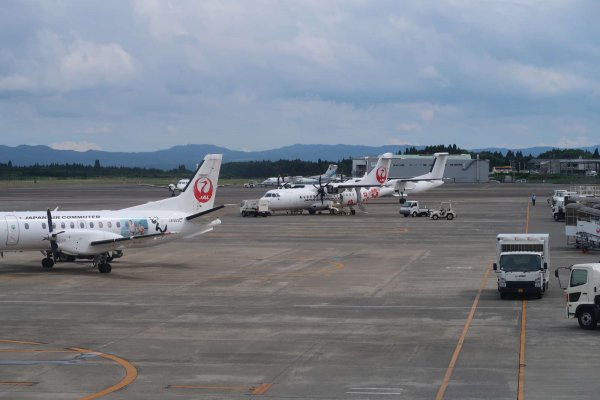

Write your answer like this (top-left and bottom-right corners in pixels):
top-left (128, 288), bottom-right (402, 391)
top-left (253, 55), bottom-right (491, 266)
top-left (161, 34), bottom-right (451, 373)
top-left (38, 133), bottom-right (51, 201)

top-left (352, 154), bottom-right (490, 183)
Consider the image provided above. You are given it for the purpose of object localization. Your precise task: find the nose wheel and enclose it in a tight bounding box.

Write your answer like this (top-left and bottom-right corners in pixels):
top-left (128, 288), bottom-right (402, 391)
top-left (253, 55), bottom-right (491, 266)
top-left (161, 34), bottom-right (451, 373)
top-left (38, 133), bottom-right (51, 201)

top-left (41, 257), bottom-right (54, 269)
top-left (94, 253), bottom-right (113, 273)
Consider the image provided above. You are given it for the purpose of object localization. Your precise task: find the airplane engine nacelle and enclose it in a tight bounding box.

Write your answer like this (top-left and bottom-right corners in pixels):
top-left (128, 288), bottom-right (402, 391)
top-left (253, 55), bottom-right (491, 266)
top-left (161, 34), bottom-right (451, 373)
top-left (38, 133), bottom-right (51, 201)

top-left (57, 230), bottom-right (123, 256)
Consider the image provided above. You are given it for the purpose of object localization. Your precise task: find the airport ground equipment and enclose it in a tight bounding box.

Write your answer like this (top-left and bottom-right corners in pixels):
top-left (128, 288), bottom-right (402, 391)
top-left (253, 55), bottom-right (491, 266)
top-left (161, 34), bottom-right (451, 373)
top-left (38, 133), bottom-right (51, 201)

top-left (399, 200), bottom-right (432, 217)
top-left (555, 263), bottom-right (600, 329)
top-left (493, 234), bottom-right (550, 299)
top-left (565, 199), bottom-right (600, 251)
top-left (430, 201), bottom-right (455, 220)
top-left (240, 199), bottom-right (270, 217)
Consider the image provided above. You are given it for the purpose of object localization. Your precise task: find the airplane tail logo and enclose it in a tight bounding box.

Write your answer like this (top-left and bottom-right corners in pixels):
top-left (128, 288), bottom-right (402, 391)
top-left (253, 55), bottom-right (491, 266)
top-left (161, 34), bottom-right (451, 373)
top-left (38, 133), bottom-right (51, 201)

top-left (193, 177), bottom-right (214, 203)
top-left (376, 167), bottom-right (387, 184)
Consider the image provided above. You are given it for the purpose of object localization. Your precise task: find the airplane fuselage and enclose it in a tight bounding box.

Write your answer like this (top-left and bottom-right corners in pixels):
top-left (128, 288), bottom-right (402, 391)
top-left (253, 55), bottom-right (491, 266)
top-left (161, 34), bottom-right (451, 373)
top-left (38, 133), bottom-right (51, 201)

top-left (0, 210), bottom-right (191, 255)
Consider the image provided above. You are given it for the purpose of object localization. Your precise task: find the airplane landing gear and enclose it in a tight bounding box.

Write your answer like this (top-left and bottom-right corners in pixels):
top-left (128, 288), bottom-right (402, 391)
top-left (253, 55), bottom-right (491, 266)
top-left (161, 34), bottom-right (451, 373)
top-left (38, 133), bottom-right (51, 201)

top-left (94, 253), bottom-right (113, 274)
top-left (41, 257), bottom-right (54, 269)
top-left (98, 263), bottom-right (112, 273)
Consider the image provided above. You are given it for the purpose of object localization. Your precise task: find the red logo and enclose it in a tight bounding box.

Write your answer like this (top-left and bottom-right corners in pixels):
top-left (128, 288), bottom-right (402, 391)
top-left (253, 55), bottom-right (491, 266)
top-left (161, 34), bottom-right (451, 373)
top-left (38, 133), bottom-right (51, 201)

top-left (370, 188), bottom-right (379, 198)
top-left (375, 167), bottom-right (387, 184)
top-left (193, 177), bottom-right (213, 203)
top-left (597, 228), bottom-right (600, 234)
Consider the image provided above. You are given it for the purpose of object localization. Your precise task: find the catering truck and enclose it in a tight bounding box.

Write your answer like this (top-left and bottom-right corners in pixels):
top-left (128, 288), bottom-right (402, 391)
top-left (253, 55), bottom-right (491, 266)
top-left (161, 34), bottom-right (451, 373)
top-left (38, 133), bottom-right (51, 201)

top-left (555, 263), bottom-right (600, 329)
top-left (493, 234), bottom-right (550, 299)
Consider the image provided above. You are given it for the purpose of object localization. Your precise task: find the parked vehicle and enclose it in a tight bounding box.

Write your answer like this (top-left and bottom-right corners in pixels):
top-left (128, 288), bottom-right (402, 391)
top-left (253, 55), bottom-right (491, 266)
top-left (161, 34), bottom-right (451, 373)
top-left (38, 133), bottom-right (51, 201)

top-left (240, 199), bottom-right (270, 217)
top-left (555, 263), bottom-right (600, 329)
top-left (430, 201), bottom-right (455, 220)
top-left (493, 234), bottom-right (550, 299)
top-left (399, 201), bottom-right (432, 217)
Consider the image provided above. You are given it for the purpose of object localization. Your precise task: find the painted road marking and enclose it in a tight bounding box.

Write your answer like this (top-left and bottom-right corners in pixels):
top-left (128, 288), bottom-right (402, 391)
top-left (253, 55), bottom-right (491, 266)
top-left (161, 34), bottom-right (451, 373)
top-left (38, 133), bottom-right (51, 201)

top-left (348, 387), bottom-right (404, 395)
top-left (435, 263), bottom-right (493, 400)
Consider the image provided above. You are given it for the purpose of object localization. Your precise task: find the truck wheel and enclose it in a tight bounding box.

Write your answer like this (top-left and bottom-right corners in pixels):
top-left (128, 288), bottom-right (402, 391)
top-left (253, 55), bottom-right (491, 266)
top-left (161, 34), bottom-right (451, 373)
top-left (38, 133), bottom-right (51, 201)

top-left (432, 215), bottom-right (439, 220)
top-left (412, 211), bottom-right (417, 217)
top-left (242, 211), bottom-right (247, 217)
top-left (577, 309), bottom-right (597, 329)
top-left (403, 213), bottom-right (408, 217)
top-left (447, 214), bottom-right (454, 220)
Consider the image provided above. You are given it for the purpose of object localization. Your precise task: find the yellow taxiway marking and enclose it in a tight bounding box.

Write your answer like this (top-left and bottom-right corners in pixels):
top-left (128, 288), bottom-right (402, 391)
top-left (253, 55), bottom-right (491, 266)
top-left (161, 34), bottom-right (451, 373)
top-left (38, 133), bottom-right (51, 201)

top-left (72, 347), bottom-right (138, 400)
top-left (0, 339), bottom-right (43, 345)
top-left (251, 383), bottom-right (273, 395)
top-left (435, 263), bottom-right (493, 400)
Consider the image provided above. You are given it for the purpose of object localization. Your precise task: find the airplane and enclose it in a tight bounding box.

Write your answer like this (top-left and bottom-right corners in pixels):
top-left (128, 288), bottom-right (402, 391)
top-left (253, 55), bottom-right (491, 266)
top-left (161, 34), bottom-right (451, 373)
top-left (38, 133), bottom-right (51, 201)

top-left (141, 178), bottom-right (190, 196)
top-left (384, 152), bottom-right (449, 203)
top-left (260, 153), bottom-right (393, 214)
top-left (292, 164), bottom-right (338, 184)
top-left (324, 152), bottom-right (449, 209)
top-left (261, 164), bottom-right (338, 187)
top-left (0, 154), bottom-right (228, 273)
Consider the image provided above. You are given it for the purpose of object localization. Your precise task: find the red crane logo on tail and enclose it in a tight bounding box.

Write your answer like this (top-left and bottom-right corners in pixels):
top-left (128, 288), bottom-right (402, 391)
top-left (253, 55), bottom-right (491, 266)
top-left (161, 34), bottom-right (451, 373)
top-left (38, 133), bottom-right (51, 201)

top-left (193, 177), bottom-right (213, 203)
top-left (376, 167), bottom-right (387, 184)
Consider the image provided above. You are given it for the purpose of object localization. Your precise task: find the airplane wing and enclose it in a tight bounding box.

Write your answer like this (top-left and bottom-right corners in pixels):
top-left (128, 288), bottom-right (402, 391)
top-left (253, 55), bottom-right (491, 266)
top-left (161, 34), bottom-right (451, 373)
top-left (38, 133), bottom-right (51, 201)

top-left (90, 232), bottom-right (167, 246)
top-left (186, 204), bottom-right (236, 223)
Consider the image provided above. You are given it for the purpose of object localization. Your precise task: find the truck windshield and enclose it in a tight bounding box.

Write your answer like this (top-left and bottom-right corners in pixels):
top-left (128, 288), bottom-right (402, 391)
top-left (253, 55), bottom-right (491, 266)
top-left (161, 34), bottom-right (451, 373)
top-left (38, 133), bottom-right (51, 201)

top-left (499, 254), bottom-right (542, 272)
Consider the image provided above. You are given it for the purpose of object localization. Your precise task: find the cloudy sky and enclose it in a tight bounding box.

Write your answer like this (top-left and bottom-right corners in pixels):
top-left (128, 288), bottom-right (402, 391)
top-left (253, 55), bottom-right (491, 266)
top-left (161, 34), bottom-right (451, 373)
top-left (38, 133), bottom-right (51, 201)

top-left (1, 0), bottom-right (599, 152)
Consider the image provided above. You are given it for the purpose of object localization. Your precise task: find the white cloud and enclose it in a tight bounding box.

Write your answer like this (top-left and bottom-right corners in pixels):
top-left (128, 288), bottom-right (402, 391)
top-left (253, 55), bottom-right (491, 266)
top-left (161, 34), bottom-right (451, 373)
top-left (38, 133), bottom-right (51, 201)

top-left (50, 141), bottom-right (102, 152)
top-left (0, 75), bottom-right (35, 91)
top-left (507, 63), bottom-right (587, 95)
top-left (396, 122), bottom-right (420, 132)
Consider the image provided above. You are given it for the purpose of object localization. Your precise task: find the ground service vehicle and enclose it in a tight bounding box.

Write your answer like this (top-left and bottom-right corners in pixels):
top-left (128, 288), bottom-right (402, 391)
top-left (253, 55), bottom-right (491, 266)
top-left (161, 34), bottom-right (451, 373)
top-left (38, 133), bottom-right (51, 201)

top-left (430, 201), bottom-right (455, 220)
top-left (493, 233), bottom-right (550, 299)
top-left (240, 199), bottom-right (270, 217)
top-left (555, 263), bottom-right (600, 329)
top-left (399, 201), bottom-right (431, 217)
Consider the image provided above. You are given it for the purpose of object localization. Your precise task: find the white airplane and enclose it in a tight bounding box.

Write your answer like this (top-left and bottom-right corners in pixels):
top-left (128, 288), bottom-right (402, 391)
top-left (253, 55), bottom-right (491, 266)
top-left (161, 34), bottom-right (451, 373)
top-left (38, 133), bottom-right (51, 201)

top-left (140, 178), bottom-right (190, 196)
top-left (261, 176), bottom-right (293, 187)
top-left (0, 154), bottom-right (227, 273)
top-left (292, 164), bottom-right (338, 184)
top-left (260, 153), bottom-right (393, 214)
top-left (327, 152), bottom-right (449, 209)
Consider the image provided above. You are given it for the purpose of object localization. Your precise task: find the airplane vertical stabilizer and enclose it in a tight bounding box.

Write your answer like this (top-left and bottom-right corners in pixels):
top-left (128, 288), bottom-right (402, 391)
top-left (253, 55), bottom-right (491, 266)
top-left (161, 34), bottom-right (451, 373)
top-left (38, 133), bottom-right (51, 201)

top-left (415, 152), bottom-right (448, 180)
top-left (355, 152), bottom-right (393, 186)
top-left (122, 154), bottom-right (223, 214)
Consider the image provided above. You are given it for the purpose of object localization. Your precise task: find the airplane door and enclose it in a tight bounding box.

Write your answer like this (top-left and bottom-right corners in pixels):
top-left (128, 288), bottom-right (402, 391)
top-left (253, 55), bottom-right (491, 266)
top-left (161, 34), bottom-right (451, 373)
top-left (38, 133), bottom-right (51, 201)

top-left (4, 215), bottom-right (20, 245)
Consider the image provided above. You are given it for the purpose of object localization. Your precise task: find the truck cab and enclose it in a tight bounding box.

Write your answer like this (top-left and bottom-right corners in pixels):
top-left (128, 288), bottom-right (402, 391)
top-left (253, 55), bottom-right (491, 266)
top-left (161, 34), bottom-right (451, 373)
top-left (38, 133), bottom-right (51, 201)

top-left (555, 263), bottom-right (600, 329)
top-left (399, 201), bottom-right (430, 217)
top-left (493, 233), bottom-right (550, 299)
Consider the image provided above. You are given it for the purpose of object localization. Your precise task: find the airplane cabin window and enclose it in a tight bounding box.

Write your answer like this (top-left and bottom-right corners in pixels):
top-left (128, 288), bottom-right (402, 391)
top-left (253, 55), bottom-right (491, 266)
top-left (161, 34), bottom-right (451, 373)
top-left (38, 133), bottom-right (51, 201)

top-left (52, 223), bottom-right (56, 230)
top-left (42, 223), bottom-right (46, 229)
top-left (108, 221), bottom-right (112, 228)
top-left (116, 221), bottom-right (121, 228)
top-left (24, 223), bottom-right (29, 229)
top-left (61, 222), bottom-right (65, 229)
top-left (70, 222), bottom-right (75, 228)
top-left (89, 222), bottom-right (94, 228)
top-left (99, 222), bottom-right (103, 228)
top-left (79, 222), bottom-right (84, 228)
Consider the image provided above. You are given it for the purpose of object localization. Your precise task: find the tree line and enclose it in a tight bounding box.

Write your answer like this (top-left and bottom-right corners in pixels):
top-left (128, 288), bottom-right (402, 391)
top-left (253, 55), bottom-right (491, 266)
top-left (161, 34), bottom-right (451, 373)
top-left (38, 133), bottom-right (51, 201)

top-left (0, 145), bottom-right (599, 179)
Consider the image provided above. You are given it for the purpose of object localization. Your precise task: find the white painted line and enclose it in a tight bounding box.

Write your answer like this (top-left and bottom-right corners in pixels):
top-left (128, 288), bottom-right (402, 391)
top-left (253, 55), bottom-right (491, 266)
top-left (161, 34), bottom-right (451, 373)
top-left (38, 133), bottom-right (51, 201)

top-left (295, 304), bottom-right (520, 310)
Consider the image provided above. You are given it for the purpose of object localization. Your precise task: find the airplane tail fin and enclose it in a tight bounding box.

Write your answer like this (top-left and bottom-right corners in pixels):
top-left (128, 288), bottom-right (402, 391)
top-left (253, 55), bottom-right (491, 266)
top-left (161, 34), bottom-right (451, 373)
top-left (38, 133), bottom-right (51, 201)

top-left (123, 154), bottom-right (223, 214)
top-left (415, 152), bottom-right (448, 180)
top-left (360, 152), bottom-right (393, 186)
top-left (324, 164), bottom-right (338, 178)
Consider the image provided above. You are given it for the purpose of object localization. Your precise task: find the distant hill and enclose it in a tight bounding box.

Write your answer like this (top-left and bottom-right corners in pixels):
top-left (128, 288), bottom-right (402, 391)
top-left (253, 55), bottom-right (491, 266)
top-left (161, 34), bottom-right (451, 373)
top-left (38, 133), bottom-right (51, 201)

top-left (1, 143), bottom-right (598, 169)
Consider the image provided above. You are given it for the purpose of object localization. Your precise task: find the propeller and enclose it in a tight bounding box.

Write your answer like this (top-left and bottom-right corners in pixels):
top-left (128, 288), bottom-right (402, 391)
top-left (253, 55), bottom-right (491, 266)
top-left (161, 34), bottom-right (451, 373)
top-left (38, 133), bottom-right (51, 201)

top-left (313, 176), bottom-right (327, 204)
top-left (45, 209), bottom-right (65, 261)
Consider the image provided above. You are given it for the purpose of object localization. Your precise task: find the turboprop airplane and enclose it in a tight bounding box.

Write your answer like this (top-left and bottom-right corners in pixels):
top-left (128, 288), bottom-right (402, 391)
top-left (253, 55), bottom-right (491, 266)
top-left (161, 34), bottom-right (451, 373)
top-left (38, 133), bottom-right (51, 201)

top-left (327, 152), bottom-right (449, 209)
top-left (0, 154), bottom-right (227, 273)
top-left (260, 153), bottom-right (393, 214)
top-left (293, 164), bottom-right (338, 184)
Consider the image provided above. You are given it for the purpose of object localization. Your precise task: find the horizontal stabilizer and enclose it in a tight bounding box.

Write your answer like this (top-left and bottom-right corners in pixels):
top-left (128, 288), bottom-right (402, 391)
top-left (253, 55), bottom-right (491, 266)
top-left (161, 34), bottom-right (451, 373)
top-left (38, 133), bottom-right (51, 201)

top-left (91, 232), bottom-right (166, 246)
top-left (186, 204), bottom-right (235, 223)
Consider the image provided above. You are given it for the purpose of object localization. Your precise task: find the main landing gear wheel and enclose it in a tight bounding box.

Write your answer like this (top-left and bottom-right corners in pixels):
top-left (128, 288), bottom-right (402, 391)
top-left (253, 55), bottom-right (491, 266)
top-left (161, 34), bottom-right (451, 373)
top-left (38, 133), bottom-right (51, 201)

top-left (41, 258), bottom-right (54, 269)
top-left (98, 263), bottom-right (112, 274)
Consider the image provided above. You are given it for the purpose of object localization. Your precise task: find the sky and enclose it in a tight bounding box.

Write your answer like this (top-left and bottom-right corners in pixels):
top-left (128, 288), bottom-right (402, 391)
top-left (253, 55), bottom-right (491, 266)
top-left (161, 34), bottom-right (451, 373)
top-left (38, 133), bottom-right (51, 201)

top-left (1, 0), bottom-right (599, 152)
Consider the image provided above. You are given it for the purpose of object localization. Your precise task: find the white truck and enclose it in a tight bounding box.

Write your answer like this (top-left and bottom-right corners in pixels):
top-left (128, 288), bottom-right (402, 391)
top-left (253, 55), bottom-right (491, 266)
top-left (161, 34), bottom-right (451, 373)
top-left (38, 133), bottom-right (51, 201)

top-left (399, 201), bottom-right (432, 217)
top-left (493, 233), bottom-right (550, 299)
top-left (240, 199), bottom-right (270, 217)
top-left (555, 263), bottom-right (600, 329)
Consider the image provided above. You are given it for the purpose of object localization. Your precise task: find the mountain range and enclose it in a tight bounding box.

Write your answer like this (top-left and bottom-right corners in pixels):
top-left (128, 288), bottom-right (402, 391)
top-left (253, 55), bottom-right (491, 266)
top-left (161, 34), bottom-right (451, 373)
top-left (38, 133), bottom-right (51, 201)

top-left (1, 143), bottom-right (599, 170)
